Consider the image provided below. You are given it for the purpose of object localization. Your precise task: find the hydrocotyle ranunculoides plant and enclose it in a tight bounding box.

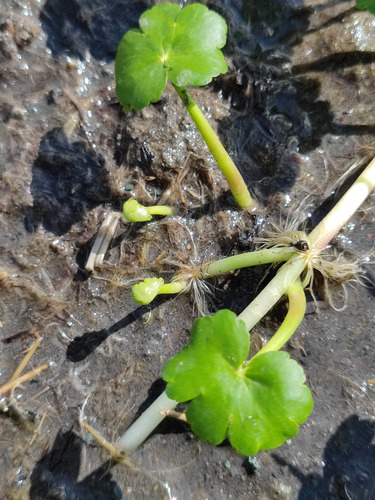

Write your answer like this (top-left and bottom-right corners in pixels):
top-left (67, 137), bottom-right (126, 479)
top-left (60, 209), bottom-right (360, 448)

top-left (115, 2), bottom-right (256, 210)
top-left (110, 157), bottom-right (375, 457)
top-left (162, 310), bottom-right (313, 456)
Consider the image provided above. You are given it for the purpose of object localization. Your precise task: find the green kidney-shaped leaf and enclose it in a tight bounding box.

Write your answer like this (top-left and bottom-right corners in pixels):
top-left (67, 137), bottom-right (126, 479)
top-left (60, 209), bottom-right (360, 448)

top-left (163, 310), bottom-right (313, 456)
top-left (115, 3), bottom-right (228, 110)
top-left (356, 0), bottom-right (375, 15)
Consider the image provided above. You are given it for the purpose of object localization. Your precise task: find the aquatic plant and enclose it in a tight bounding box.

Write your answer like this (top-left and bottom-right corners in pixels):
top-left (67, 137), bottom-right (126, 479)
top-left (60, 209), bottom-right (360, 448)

top-left (115, 2), bottom-right (256, 210)
top-left (115, 157), bottom-right (375, 455)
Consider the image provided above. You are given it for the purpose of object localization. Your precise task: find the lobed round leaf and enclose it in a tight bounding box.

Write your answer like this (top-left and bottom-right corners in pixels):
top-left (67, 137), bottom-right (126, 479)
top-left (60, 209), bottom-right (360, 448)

top-left (163, 309), bottom-right (313, 456)
top-left (115, 3), bottom-right (228, 110)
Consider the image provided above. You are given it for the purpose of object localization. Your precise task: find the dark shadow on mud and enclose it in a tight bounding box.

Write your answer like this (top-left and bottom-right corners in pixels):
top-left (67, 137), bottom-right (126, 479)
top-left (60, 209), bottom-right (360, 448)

top-left (291, 77), bottom-right (375, 151)
top-left (292, 50), bottom-right (375, 74)
top-left (29, 429), bottom-right (122, 500)
top-left (305, 6), bottom-right (356, 35)
top-left (66, 296), bottom-right (171, 362)
top-left (212, 0), bottom-right (375, 203)
top-left (309, 160), bottom-right (371, 227)
top-left (364, 270), bottom-right (375, 296)
top-left (273, 415), bottom-right (375, 500)
top-left (210, 0), bottom-right (313, 202)
top-left (212, 263), bottom-right (273, 316)
top-left (40, 0), bottom-right (150, 61)
top-left (212, 0), bottom-right (312, 58)
top-left (25, 128), bottom-right (112, 235)
top-left (214, 62), bottom-right (308, 202)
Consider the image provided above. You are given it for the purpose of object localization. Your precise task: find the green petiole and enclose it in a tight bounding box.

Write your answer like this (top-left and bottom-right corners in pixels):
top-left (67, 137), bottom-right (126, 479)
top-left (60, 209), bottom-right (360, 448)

top-left (130, 247), bottom-right (296, 305)
top-left (159, 282), bottom-right (186, 295)
top-left (253, 277), bottom-right (306, 358)
top-left (202, 246), bottom-right (295, 277)
top-left (148, 206), bottom-right (175, 216)
top-left (173, 85), bottom-right (256, 211)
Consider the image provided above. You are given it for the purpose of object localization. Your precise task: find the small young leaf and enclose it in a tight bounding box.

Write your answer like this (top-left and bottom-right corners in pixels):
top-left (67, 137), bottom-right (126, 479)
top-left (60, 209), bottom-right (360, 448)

top-left (163, 310), bottom-right (313, 456)
top-left (131, 277), bottom-right (164, 305)
top-left (356, 0), bottom-right (375, 15)
top-left (123, 199), bottom-right (152, 222)
top-left (115, 3), bottom-right (228, 110)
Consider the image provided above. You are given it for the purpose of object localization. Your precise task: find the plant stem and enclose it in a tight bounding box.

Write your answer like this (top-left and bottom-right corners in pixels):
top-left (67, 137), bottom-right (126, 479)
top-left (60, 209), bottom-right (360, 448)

top-left (116, 390), bottom-right (178, 454)
top-left (173, 85), bottom-right (256, 210)
top-left (134, 248), bottom-right (294, 302)
top-left (238, 255), bottom-right (306, 331)
top-left (309, 157), bottom-right (375, 250)
top-left (115, 155), bottom-right (375, 454)
top-left (202, 247), bottom-right (295, 277)
top-left (148, 206), bottom-right (175, 217)
top-left (159, 281), bottom-right (186, 295)
top-left (253, 277), bottom-right (306, 357)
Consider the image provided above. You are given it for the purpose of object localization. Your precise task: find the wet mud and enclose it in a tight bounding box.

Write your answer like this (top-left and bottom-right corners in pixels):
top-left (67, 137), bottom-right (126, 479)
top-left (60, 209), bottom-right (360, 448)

top-left (0, 0), bottom-right (374, 499)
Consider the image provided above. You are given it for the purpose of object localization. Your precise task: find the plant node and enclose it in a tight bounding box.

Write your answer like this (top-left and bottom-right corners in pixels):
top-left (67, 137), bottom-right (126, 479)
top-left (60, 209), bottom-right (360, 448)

top-left (256, 226), bottom-right (369, 309)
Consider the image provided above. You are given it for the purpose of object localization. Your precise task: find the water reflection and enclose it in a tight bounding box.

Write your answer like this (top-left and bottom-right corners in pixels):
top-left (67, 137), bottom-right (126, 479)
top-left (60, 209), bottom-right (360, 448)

top-left (40, 0), bottom-right (149, 61)
top-left (210, 0), bottom-right (375, 201)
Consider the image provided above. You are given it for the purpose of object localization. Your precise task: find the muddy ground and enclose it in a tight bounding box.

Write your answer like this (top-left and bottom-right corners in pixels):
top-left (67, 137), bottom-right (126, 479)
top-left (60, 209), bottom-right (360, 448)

top-left (0, 0), bottom-right (374, 499)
